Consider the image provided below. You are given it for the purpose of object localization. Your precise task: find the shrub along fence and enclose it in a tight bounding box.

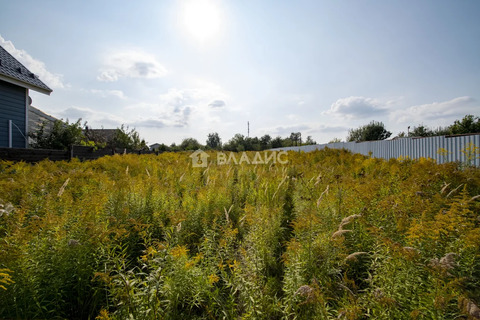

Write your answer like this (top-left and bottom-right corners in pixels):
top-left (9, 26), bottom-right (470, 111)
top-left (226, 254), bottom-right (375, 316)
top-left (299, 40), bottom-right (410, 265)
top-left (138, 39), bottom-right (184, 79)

top-left (273, 133), bottom-right (480, 166)
top-left (0, 145), bottom-right (158, 163)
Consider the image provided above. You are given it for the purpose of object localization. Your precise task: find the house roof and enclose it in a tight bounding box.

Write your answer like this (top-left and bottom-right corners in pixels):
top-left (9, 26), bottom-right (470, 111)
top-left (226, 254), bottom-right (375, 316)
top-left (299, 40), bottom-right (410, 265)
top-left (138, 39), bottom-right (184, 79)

top-left (84, 128), bottom-right (117, 143)
top-left (29, 105), bottom-right (58, 130)
top-left (0, 45), bottom-right (53, 95)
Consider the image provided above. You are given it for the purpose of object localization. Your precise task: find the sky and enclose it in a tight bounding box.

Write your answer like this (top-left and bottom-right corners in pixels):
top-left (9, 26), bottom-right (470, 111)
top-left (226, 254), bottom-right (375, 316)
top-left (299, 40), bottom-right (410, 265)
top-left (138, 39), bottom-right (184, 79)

top-left (1, 0), bottom-right (479, 145)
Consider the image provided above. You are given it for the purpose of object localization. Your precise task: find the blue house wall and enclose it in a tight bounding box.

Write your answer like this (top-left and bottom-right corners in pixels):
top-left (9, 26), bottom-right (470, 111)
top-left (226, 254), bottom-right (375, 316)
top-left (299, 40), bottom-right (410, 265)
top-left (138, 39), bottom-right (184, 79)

top-left (0, 80), bottom-right (27, 148)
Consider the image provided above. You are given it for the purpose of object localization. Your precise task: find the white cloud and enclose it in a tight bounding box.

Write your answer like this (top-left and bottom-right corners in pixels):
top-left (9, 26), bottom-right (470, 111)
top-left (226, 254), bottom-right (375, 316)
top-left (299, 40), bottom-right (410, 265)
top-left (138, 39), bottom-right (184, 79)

top-left (130, 102), bottom-right (192, 128)
top-left (127, 85), bottom-right (229, 128)
top-left (59, 106), bottom-right (125, 127)
top-left (0, 35), bottom-right (65, 89)
top-left (393, 96), bottom-right (478, 123)
top-left (327, 96), bottom-right (388, 119)
top-left (90, 89), bottom-right (126, 99)
top-left (97, 50), bottom-right (167, 82)
top-left (269, 124), bottom-right (311, 136)
top-left (208, 100), bottom-right (226, 108)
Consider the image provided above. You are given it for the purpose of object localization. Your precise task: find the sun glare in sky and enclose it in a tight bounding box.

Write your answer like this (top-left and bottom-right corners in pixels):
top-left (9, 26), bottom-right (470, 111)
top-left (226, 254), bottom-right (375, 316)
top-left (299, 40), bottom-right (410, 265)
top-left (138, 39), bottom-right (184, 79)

top-left (182, 0), bottom-right (222, 43)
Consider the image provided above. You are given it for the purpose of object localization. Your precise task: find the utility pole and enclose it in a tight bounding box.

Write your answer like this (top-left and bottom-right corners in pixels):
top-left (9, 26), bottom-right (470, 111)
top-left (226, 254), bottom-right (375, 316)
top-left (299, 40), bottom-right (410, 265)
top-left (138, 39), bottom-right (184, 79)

top-left (247, 121), bottom-right (250, 138)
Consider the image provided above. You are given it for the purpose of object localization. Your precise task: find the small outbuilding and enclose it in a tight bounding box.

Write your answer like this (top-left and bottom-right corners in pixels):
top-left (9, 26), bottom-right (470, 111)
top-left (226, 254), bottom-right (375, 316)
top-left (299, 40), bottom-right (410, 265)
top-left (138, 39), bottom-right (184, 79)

top-left (0, 44), bottom-right (52, 148)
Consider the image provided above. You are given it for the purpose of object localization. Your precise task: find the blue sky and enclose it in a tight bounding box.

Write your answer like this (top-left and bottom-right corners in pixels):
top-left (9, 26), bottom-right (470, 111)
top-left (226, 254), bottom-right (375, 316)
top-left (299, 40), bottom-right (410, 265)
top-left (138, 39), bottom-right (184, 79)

top-left (1, 0), bottom-right (479, 145)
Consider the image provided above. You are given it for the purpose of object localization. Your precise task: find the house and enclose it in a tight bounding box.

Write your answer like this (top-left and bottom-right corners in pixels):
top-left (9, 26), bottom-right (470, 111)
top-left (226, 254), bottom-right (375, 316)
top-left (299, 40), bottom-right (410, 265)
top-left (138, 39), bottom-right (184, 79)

top-left (84, 128), bottom-right (118, 147)
top-left (149, 143), bottom-right (161, 151)
top-left (0, 44), bottom-right (52, 148)
top-left (28, 105), bottom-right (58, 136)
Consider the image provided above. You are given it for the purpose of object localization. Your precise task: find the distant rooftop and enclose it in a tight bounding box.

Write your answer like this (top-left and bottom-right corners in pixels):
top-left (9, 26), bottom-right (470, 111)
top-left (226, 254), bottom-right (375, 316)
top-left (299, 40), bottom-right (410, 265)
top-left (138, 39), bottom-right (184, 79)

top-left (84, 128), bottom-right (117, 144)
top-left (0, 45), bottom-right (52, 95)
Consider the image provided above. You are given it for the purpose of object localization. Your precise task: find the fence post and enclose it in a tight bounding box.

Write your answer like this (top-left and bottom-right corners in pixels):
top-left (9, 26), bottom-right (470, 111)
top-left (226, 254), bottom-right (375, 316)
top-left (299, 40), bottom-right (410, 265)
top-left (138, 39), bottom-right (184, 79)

top-left (8, 120), bottom-right (12, 148)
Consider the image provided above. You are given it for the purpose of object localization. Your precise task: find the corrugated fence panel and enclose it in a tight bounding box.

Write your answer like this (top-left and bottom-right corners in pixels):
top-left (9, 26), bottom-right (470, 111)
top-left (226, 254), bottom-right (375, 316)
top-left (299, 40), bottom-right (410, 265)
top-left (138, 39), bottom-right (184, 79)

top-left (272, 134), bottom-right (480, 166)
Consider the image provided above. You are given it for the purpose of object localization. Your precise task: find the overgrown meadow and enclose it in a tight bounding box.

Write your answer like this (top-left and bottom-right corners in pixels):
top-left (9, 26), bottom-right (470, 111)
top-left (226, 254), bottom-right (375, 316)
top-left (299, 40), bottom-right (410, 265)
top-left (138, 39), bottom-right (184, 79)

top-left (0, 149), bottom-right (479, 319)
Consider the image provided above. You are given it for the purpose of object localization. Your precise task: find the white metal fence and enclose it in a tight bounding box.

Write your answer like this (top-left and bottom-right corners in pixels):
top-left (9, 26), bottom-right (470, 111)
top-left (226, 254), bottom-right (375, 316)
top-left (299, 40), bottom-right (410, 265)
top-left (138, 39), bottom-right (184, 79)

top-left (273, 134), bottom-right (480, 166)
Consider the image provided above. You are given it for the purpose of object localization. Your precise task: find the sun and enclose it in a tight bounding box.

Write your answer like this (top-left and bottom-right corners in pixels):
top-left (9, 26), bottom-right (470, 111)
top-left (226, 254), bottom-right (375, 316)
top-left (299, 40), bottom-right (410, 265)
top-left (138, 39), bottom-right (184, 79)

top-left (182, 0), bottom-right (222, 43)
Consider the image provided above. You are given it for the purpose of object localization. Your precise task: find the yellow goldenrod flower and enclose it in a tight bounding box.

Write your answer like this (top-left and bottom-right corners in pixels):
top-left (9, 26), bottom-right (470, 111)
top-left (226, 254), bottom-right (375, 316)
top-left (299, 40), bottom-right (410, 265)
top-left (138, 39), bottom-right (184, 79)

top-left (170, 245), bottom-right (189, 259)
top-left (208, 274), bottom-right (219, 285)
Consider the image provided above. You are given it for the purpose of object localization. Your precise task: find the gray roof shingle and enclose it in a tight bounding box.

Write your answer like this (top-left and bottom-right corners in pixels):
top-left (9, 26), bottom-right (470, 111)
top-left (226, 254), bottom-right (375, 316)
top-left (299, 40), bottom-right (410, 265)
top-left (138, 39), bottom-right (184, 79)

top-left (0, 45), bottom-right (53, 95)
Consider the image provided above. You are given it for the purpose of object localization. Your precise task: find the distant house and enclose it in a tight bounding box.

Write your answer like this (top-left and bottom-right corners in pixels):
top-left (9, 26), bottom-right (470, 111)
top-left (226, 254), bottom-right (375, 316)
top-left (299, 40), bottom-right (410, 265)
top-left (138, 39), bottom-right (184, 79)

top-left (0, 45), bottom-right (52, 148)
top-left (149, 143), bottom-right (161, 151)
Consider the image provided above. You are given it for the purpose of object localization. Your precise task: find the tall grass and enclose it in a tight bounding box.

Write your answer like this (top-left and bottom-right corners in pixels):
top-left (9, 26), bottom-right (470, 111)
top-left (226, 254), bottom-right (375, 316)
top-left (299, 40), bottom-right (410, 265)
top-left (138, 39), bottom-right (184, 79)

top-left (0, 150), bottom-right (479, 319)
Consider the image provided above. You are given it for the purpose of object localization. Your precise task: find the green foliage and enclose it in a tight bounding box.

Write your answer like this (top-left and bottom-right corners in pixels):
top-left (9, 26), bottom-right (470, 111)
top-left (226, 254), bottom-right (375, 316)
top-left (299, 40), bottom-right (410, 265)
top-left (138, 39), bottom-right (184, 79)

top-left (304, 135), bottom-right (316, 145)
top-left (179, 137), bottom-right (203, 151)
top-left (0, 150), bottom-right (479, 319)
top-left (206, 132), bottom-right (222, 150)
top-left (112, 125), bottom-right (147, 150)
top-left (347, 120), bottom-right (392, 142)
top-left (29, 119), bottom-right (86, 150)
top-left (406, 115), bottom-right (480, 138)
top-left (290, 132), bottom-right (302, 146)
top-left (449, 114), bottom-right (480, 135)
top-left (329, 137), bottom-right (342, 143)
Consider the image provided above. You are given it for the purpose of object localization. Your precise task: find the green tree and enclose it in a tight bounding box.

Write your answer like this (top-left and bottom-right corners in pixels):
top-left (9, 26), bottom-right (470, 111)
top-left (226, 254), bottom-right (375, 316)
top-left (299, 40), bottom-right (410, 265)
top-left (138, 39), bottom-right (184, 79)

top-left (409, 125), bottom-right (433, 137)
top-left (328, 137), bottom-right (342, 143)
top-left (449, 114), bottom-right (480, 134)
top-left (223, 134), bottom-right (246, 152)
top-left (29, 119), bottom-right (86, 150)
top-left (259, 134), bottom-right (272, 150)
top-left (245, 136), bottom-right (261, 151)
top-left (179, 138), bottom-right (203, 151)
top-left (347, 121), bottom-right (391, 142)
top-left (112, 125), bottom-right (147, 150)
top-left (289, 132), bottom-right (302, 146)
top-left (206, 132), bottom-right (222, 150)
top-left (271, 136), bottom-right (283, 149)
top-left (304, 135), bottom-right (316, 145)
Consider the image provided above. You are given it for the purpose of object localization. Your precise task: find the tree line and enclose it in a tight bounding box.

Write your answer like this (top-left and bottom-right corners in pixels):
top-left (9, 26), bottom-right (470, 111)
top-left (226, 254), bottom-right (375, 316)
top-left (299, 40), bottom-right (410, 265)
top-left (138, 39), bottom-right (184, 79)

top-left (153, 132), bottom-right (317, 152)
top-left (29, 120), bottom-right (148, 151)
top-left (344, 114), bottom-right (480, 142)
top-left (29, 114), bottom-right (479, 152)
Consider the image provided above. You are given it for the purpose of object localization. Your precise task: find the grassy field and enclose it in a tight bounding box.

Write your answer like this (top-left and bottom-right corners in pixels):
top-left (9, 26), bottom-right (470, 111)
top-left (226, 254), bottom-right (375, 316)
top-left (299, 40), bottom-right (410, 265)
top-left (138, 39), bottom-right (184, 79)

top-left (0, 149), bottom-right (479, 319)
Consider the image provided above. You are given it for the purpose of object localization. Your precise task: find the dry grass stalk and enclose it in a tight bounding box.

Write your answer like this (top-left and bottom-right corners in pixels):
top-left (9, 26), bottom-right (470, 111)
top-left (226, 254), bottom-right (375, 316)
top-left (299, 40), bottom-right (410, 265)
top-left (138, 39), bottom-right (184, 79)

top-left (402, 246), bottom-right (419, 253)
top-left (272, 175), bottom-right (287, 199)
top-left (68, 239), bottom-right (80, 247)
top-left (440, 182), bottom-right (451, 194)
top-left (0, 203), bottom-right (14, 217)
top-left (470, 195), bottom-right (480, 202)
top-left (295, 285), bottom-right (313, 296)
top-left (332, 229), bottom-right (352, 239)
top-left (295, 285), bottom-right (315, 303)
top-left (345, 252), bottom-right (368, 262)
top-left (339, 214), bottom-right (361, 229)
top-left (429, 252), bottom-right (457, 272)
top-left (402, 247), bottom-right (420, 258)
top-left (459, 297), bottom-right (480, 319)
top-left (446, 184), bottom-right (463, 198)
top-left (57, 178), bottom-right (70, 197)
top-left (316, 185), bottom-right (329, 207)
top-left (224, 205), bottom-right (233, 223)
top-left (439, 253), bottom-right (457, 270)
